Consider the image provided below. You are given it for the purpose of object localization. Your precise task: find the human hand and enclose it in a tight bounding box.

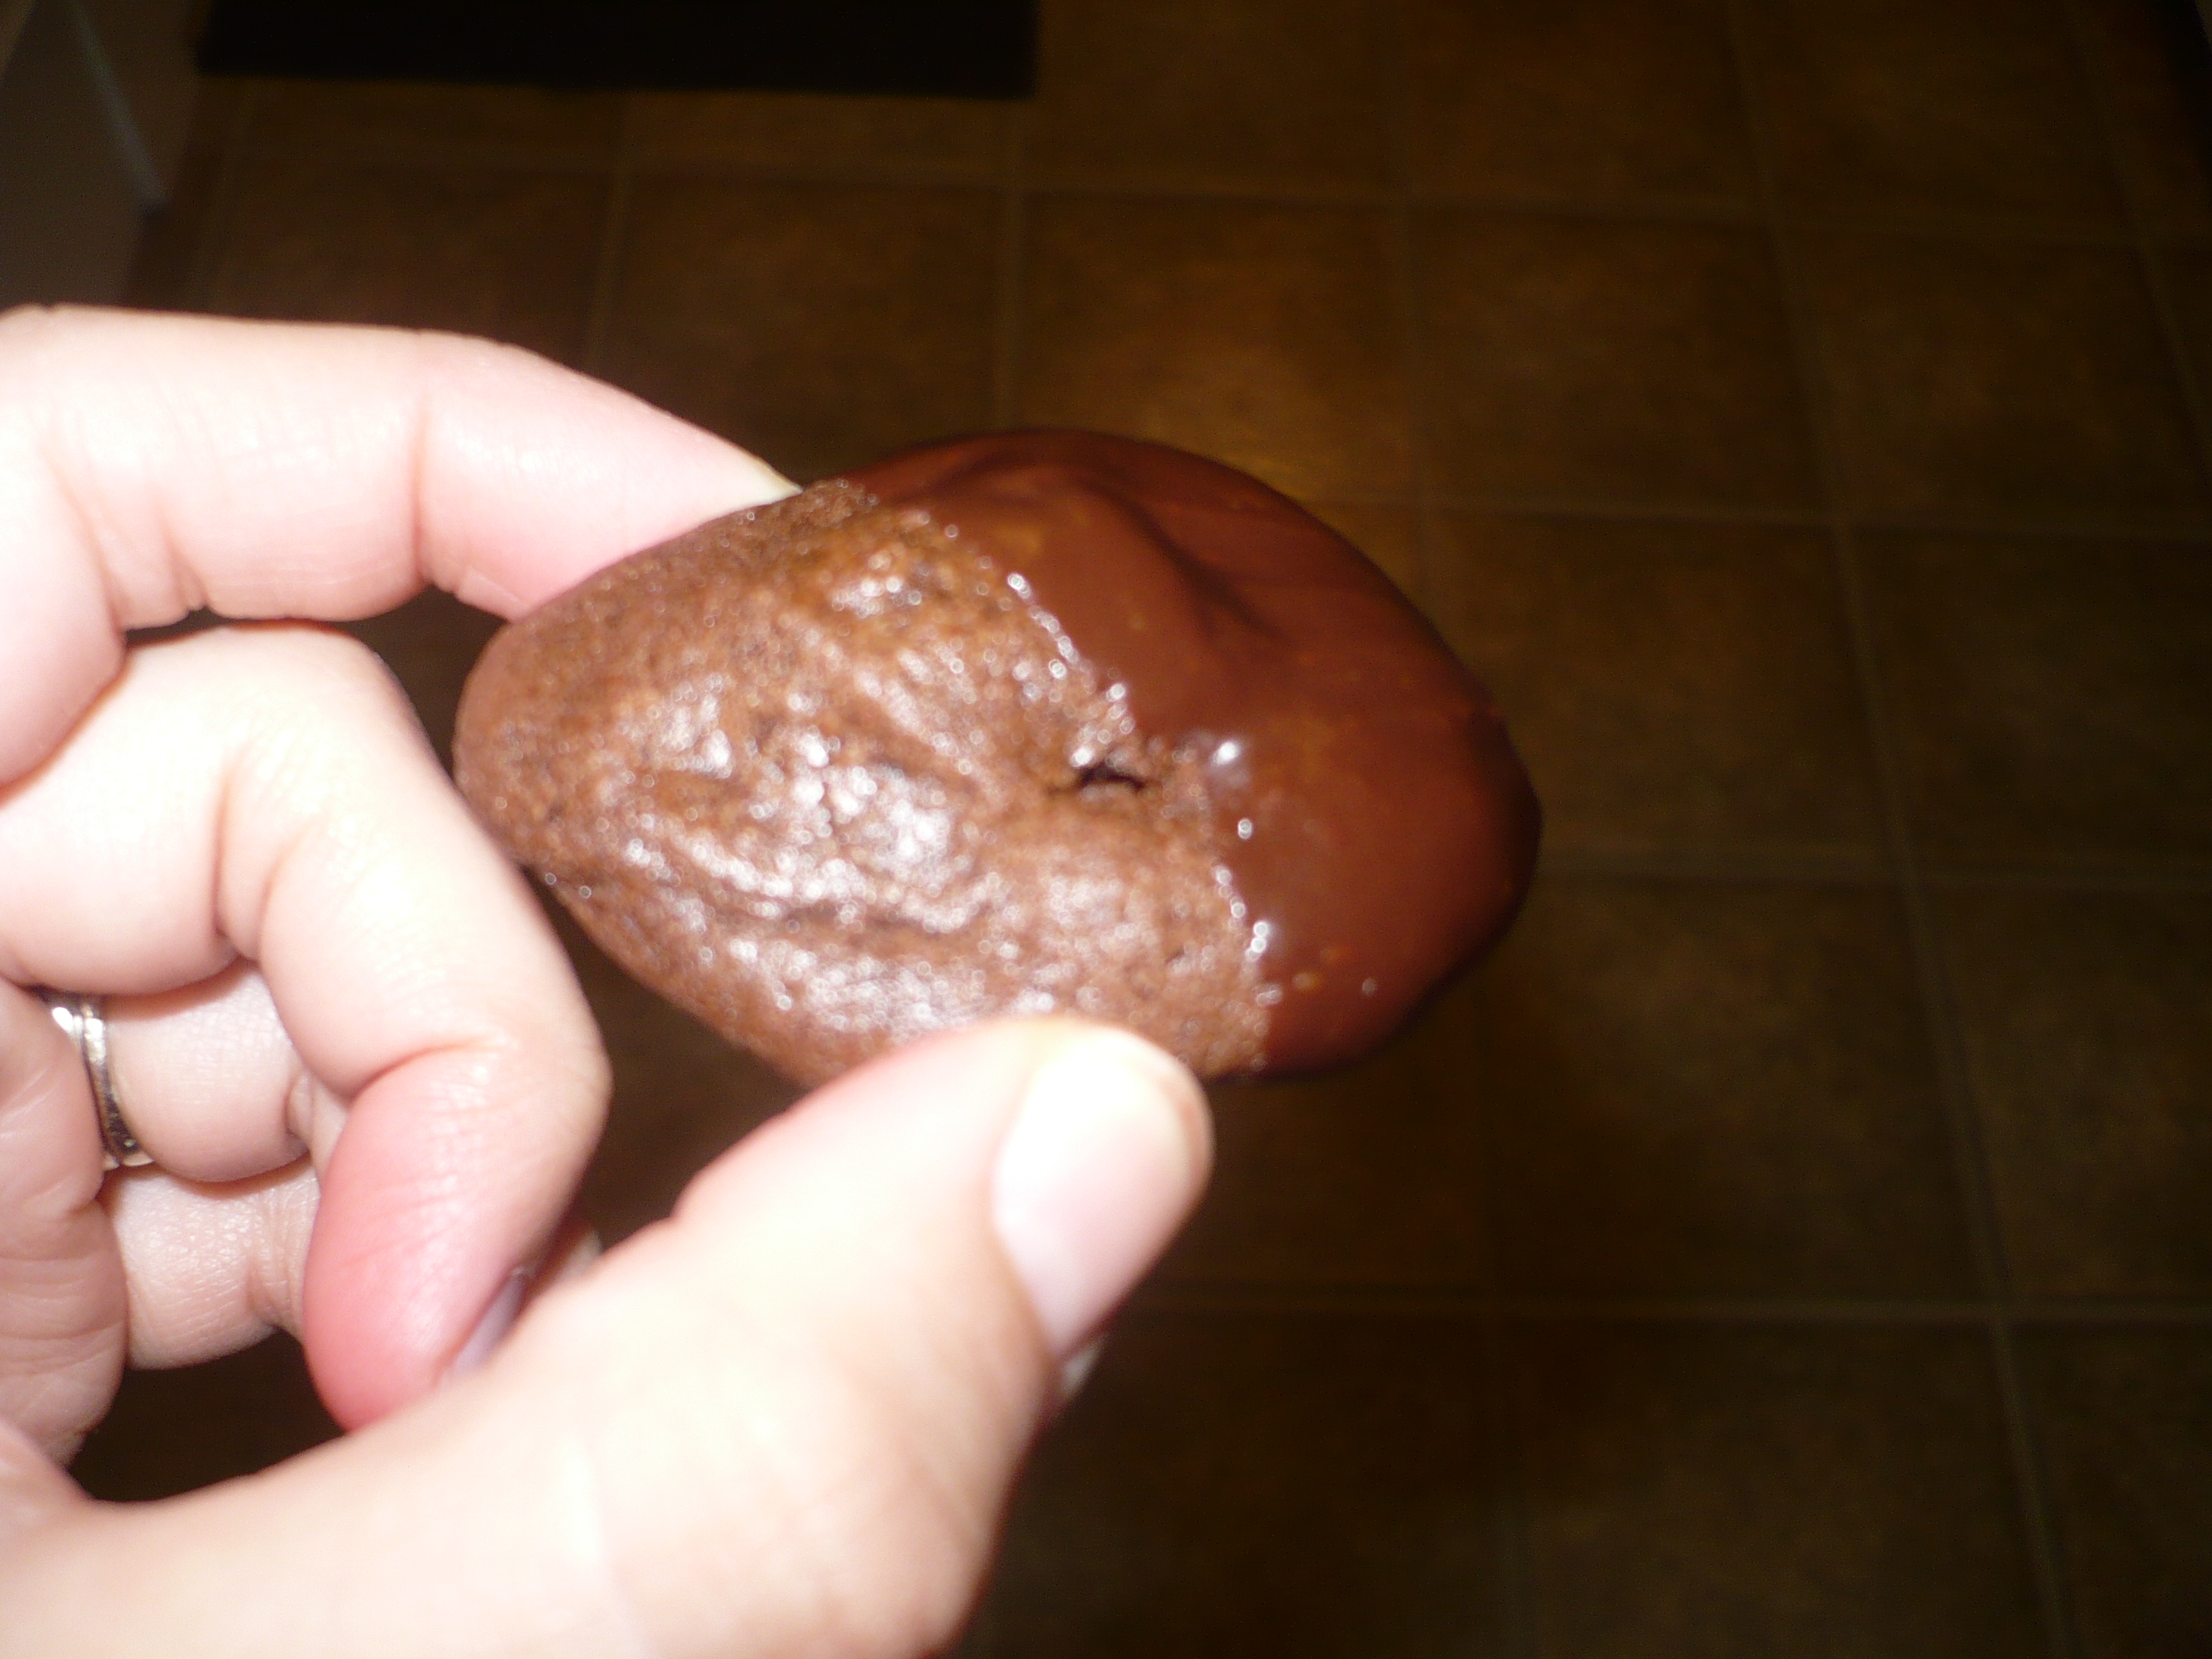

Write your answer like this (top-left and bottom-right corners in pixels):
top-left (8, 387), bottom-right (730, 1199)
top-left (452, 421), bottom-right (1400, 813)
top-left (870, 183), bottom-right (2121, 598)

top-left (0, 309), bottom-right (1211, 1655)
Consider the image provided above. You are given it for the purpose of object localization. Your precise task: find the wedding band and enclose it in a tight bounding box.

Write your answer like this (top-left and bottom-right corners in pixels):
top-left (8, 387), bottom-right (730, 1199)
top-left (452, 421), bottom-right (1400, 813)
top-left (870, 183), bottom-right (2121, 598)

top-left (40, 992), bottom-right (152, 1170)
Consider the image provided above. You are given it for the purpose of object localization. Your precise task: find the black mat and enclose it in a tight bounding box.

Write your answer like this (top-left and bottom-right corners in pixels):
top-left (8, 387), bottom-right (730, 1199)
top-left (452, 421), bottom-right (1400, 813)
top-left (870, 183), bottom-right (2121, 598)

top-left (2159, 0), bottom-right (2212, 161)
top-left (197, 1), bottom-right (1035, 98)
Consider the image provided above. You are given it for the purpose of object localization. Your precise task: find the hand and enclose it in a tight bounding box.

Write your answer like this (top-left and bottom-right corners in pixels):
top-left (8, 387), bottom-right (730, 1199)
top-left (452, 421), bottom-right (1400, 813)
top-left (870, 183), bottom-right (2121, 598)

top-left (0, 308), bottom-right (1211, 1655)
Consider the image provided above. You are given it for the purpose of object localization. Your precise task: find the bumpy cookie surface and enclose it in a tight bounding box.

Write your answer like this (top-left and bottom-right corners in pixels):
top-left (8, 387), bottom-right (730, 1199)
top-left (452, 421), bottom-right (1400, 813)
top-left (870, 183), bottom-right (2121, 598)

top-left (454, 431), bottom-right (1537, 1084)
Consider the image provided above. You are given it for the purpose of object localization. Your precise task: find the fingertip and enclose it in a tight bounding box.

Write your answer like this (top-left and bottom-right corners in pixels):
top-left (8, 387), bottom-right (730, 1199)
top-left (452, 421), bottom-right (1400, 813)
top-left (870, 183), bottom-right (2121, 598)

top-left (987, 1025), bottom-right (1211, 1359)
top-left (301, 1049), bottom-right (590, 1429)
top-left (405, 330), bottom-right (799, 611)
top-left (443, 1268), bottom-right (528, 1384)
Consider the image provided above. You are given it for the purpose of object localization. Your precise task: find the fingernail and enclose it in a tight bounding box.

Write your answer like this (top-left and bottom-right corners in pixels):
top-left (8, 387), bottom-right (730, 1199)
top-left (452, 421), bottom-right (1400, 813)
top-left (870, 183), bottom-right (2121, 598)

top-left (447, 1268), bottom-right (528, 1381)
top-left (990, 1032), bottom-right (1209, 1359)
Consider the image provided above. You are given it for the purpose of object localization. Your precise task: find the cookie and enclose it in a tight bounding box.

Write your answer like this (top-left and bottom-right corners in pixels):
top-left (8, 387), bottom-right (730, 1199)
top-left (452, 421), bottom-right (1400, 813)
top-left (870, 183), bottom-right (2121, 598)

top-left (454, 431), bottom-right (1538, 1083)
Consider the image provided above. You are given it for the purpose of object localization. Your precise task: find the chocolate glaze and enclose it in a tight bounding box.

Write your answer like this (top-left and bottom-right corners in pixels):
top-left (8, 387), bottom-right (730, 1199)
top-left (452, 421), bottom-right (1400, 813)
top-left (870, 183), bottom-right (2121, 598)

top-left (837, 432), bottom-right (1539, 1071)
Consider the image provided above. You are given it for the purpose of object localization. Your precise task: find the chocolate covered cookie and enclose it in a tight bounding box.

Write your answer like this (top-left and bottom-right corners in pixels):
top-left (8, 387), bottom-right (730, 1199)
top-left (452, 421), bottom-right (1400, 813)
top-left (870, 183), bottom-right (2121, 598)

top-left (454, 431), bottom-right (1538, 1084)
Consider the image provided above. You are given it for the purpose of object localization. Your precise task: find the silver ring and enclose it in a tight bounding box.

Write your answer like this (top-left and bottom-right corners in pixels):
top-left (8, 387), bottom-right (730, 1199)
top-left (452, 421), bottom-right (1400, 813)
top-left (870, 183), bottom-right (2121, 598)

top-left (40, 992), bottom-right (152, 1170)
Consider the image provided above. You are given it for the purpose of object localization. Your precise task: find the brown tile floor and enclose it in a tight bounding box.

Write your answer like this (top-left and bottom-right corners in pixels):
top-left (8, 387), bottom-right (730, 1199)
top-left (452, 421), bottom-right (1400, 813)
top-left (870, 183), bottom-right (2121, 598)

top-left (80, 0), bottom-right (2212, 1651)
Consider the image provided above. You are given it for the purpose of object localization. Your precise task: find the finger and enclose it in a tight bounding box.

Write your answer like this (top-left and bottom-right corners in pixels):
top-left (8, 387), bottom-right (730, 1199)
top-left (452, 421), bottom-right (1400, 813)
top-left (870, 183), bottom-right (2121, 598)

top-left (0, 984), bottom-right (123, 1461)
top-left (102, 1161), bottom-right (318, 1370)
top-left (0, 1021), bottom-right (1211, 1659)
top-left (0, 305), bottom-right (794, 783)
top-left (0, 624), bottom-right (608, 1427)
top-left (105, 1164), bottom-right (590, 1375)
top-left (94, 963), bottom-right (338, 1365)
top-left (106, 964), bottom-right (325, 1184)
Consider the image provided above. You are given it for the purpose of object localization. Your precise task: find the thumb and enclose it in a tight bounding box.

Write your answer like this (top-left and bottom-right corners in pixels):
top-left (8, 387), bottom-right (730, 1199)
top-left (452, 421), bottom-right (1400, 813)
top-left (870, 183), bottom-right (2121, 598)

top-left (0, 1019), bottom-right (1210, 1659)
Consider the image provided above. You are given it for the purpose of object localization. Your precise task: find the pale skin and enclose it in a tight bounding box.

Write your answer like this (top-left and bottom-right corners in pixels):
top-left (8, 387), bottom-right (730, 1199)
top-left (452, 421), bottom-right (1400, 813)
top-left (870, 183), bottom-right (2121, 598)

top-left (0, 307), bottom-right (1212, 1656)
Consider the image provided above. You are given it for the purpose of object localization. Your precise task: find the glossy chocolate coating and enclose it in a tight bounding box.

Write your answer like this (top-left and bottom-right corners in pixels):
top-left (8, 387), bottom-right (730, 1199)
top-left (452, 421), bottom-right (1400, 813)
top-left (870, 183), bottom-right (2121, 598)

top-left (837, 432), bottom-right (1539, 1070)
top-left (457, 431), bottom-right (1537, 1082)
top-left (457, 474), bottom-right (1269, 1084)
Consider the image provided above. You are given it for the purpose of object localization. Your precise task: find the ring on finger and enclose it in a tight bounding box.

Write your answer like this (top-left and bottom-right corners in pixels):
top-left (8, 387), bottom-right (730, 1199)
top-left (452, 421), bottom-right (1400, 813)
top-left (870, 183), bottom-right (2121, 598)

top-left (40, 992), bottom-right (153, 1170)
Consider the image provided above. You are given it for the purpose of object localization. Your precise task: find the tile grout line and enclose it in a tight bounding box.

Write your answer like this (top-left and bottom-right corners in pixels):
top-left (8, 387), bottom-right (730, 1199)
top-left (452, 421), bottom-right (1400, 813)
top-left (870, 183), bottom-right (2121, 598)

top-left (222, 143), bottom-right (625, 178)
top-left (577, 98), bottom-right (637, 377)
top-left (186, 109), bottom-right (2212, 244)
top-left (1535, 847), bottom-right (2212, 894)
top-left (2125, 239), bottom-right (2212, 487)
top-left (1795, 138), bottom-right (2100, 1659)
top-left (1301, 491), bottom-right (2205, 544)
top-left (1794, 508), bottom-right (2208, 541)
top-left (1419, 498), bottom-right (2212, 539)
top-left (1717, 4), bottom-right (2080, 1653)
top-left (1537, 848), bottom-right (1897, 884)
top-left (2026, 9), bottom-right (2212, 1637)
top-left (1364, 493), bottom-right (1828, 523)
top-left (989, 101), bottom-right (1029, 429)
top-left (1913, 859), bottom-right (2212, 894)
top-left (2054, 0), bottom-right (2212, 508)
top-left (192, 128), bottom-right (2193, 247)
top-left (1136, 1287), bottom-right (2212, 1323)
top-left (1378, 10), bottom-right (1437, 604)
top-left (179, 79), bottom-right (264, 312)
top-left (1373, 3), bottom-right (1537, 1652)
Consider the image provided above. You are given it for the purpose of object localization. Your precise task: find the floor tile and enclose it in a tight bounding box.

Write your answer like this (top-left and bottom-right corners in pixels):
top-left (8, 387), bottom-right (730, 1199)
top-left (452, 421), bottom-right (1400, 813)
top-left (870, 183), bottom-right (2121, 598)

top-left (71, 1334), bottom-right (338, 1498)
top-left (979, 1309), bottom-right (1506, 1658)
top-left (97, 19), bottom-right (2208, 1644)
top-left (1940, 889), bottom-right (2212, 1298)
top-left (2019, 1326), bottom-right (2212, 1659)
top-left (124, 135), bottom-right (228, 313)
top-left (1510, 1323), bottom-right (2044, 1657)
top-left (206, 153), bottom-right (607, 364)
top-left (1025, 0), bottom-right (1389, 192)
top-left (628, 91), bottom-right (1007, 180)
top-left (1403, 0), bottom-right (1754, 208)
top-left (1797, 230), bottom-right (2208, 526)
top-left (602, 177), bottom-right (999, 480)
top-left (1020, 197), bottom-right (1410, 498)
top-left (1415, 213), bottom-right (1817, 508)
top-left (1857, 532), bottom-right (2212, 868)
top-left (1159, 968), bottom-right (1494, 1293)
top-left (125, 78), bottom-right (250, 310)
top-left (2163, 243), bottom-right (2212, 418)
top-left (1735, 0), bottom-right (2122, 225)
top-left (2078, 0), bottom-right (2212, 235)
top-left (244, 79), bottom-right (621, 162)
top-left (1427, 513), bottom-right (1883, 860)
top-left (180, 76), bottom-right (250, 148)
top-left (1474, 877), bottom-right (1976, 1299)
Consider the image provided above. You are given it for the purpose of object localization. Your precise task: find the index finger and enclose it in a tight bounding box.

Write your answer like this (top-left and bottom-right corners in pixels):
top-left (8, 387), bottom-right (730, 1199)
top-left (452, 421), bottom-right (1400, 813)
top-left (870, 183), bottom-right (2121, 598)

top-left (0, 305), bottom-right (793, 782)
top-left (0, 309), bottom-right (791, 1424)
